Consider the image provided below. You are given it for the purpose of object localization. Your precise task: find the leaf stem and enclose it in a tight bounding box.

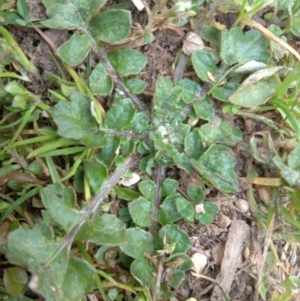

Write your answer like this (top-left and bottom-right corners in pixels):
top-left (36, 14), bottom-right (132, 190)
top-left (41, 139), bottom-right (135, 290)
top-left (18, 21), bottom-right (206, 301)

top-left (83, 29), bottom-right (147, 112)
top-left (150, 164), bottom-right (165, 253)
top-left (182, 66), bottom-right (230, 117)
top-left (43, 152), bottom-right (141, 268)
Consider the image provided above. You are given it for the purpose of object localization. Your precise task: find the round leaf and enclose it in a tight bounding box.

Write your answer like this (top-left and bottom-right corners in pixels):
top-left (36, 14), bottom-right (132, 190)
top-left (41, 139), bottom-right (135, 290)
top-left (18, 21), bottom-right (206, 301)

top-left (89, 9), bottom-right (131, 42)
top-left (203, 202), bottom-right (219, 215)
top-left (108, 49), bottom-right (148, 76)
top-left (158, 194), bottom-right (183, 224)
top-left (57, 33), bottom-right (92, 66)
top-left (191, 50), bottom-right (219, 82)
top-left (161, 179), bottom-right (179, 197)
top-left (130, 257), bottom-right (156, 288)
top-left (194, 212), bottom-right (214, 225)
top-left (176, 198), bottom-right (194, 219)
top-left (124, 78), bottom-right (147, 94)
top-left (129, 197), bottom-right (154, 228)
top-left (138, 180), bottom-right (156, 201)
top-left (176, 78), bottom-right (201, 104)
top-left (158, 225), bottom-right (192, 254)
top-left (120, 228), bottom-right (151, 258)
top-left (193, 97), bottom-right (215, 121)
top-left (103, 98), bottom-right (136, 130)
top-left (89, 63), bottom-right (113, 96)
top-left (187, 185), bottom-right (204, 203)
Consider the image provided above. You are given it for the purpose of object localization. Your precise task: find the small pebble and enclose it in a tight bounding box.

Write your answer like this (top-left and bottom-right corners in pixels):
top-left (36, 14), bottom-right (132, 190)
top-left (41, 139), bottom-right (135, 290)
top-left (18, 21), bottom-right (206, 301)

top-left (236, 199), bottom-right (249, 213)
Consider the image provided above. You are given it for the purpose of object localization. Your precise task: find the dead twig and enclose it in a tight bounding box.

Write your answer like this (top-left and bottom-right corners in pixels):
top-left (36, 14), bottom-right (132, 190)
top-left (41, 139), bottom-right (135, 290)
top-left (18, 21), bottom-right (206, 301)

top-left (211, 219), bottom-right (250, 301)
top-left (84, 30), bottom-right (147, 112)
top-left (42, 152), bottom-right (141, 269)
top-left (254, 211), bottom-right (275, 301)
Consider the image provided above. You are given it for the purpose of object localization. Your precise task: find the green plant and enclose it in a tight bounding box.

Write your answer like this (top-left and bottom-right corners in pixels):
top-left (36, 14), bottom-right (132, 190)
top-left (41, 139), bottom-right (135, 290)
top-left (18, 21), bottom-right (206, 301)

top-left (4, 0), bottom-right (31, 26)
top-left (1, 0), bottom-right (300, 300)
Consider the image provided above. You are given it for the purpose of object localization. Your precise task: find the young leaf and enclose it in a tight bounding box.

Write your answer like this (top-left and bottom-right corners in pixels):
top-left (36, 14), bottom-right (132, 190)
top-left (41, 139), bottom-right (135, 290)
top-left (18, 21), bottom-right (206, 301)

top-left (194, 202), bottom-right (219, 225)
top-left (220, 27), bottom-right (271, 64)
top-left (158, 224), bottom-right (192, 254)
top-left (83, 159), bottom-right (108, 195)
top-left (158, 194), bottom-right (184, 224)
top-left (165, 253), bottom-right (193, 288)
top-left (128, 197), bottom-right (154, 228)
top-left (176, 198), bottom-right (194, 219)
top-left (108, 49), bottom-right (147, 76)
top-left (192, 144), bottom-right (239, 193)
top-left (124, 78), bottom-right (147, 94)
top-left (17, 0), bottom-right (30, 19)
top-left (57, 33), bottom-right (92, 66)
top-left (194, 212), bottom-right (214, 225)
top-left (176, 78), bottom-right (201, 104)
top-left (154, 76), bottom-right (174, 104)
top-left (193, 97), bottom-right (215, 121)
top-left (103, 98), bottom-right (136, 130)
top-left (130, 258), bottom-right (156, 289)
top-left (191, 50), bottom-right (219, 82)
top-left (161, 179), bottom-right (179, 197)
top-left (200, 25), bottom-right (222, 50)
top-left (138, 180), bottom-right (156, 201)
top-left (89, 9), bottom-right (131, 42)
top-left (89, 63), bottom-right (114, 96)
top-left (41, 0), bottom-right (108, 29)
top-left (50, 92), bottom-right (107, 147)
top-left (187, 185), bottom-right (204, 203)
top-left (120, 228), bottom-right (151, 258)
